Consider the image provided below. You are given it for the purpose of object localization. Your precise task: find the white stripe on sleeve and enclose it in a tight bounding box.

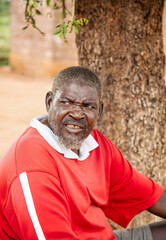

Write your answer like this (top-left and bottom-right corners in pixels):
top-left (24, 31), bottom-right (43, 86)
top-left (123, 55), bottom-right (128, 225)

top-left (19, 172), bottom-right (46, 240)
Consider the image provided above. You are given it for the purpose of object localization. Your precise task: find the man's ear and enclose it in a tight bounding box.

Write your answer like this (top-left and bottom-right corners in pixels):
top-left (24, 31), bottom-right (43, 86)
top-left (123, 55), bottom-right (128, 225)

top-left (98, 101), bottom-right (104, 121)
top-left (45, 91), bottom-right (53, 112)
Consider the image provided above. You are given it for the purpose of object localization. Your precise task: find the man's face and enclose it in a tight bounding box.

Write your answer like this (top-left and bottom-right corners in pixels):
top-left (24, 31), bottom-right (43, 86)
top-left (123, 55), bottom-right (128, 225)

top-left (46, 82), bottom-right (102, 153)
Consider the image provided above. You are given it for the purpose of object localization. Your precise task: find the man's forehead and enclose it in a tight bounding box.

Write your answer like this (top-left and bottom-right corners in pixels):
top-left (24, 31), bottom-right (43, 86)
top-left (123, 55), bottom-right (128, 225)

top-left (63, 82), bottom-right (97, 94)
top-left (63, 81), bottom-right (97, 92)
top-left (54, 82), bottom-right (99, 101)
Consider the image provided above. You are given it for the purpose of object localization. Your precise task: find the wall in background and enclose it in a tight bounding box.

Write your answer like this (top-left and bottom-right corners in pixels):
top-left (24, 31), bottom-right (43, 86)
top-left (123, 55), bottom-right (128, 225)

top-left (10, 1), bottom-right (78, 78)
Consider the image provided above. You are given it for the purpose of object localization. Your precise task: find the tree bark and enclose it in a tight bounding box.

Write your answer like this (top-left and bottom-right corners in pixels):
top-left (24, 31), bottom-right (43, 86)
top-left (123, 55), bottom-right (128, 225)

top-left (76, 0), bottom-right (166, 228)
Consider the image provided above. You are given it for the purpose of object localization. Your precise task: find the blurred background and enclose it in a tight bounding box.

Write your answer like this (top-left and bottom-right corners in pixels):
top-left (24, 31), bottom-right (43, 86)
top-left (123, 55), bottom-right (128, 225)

top-left (0, 0), bottom-right (166, 229)
top-left (0, 0), bottom-right (10, 66)
top-left (0, 1), bottom-right (166, 157)
top-left (0, 0), bottom-right (78, 156)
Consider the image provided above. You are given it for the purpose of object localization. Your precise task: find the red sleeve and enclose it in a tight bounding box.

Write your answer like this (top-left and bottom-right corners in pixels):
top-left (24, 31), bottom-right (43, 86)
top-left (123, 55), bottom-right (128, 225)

top-left (4, 172), bottom-right (80, 240)
top-left (103, 143), bottom-right (164, 228)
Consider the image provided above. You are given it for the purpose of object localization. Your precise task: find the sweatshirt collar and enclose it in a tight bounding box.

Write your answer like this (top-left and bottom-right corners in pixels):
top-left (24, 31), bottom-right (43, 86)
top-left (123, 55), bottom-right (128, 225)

top-left (30, 115), bottom-right (99, 161)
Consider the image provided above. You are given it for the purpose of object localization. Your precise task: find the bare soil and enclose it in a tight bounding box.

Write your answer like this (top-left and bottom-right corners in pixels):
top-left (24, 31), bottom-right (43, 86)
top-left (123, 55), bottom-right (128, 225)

top-left (0, 66), bottom-right (52, 157)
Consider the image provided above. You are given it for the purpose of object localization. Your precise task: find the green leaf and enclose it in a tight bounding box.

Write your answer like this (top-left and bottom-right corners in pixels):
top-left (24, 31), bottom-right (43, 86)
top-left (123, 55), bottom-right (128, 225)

top-left (31, 17), bottom-right (36, 26)
top-left (63, 28), bottom-right (67, 36)
top-left (78, 26), bottom-right (83, 30)
top-left (30, 4), bottom-right (35, 11)
top-left (46, 0), bottom-right (51, 6)
top-left (62, 21), bottom-right (66, 28)
top-left (25, 11), bottom-right (30, 17)
top-left (35, 9), bottom-right (42, 15)
top-left (56, 24), bottom-right (62, 28)
top-left (53, 3), bottom-right (60, 9)
top-left (54, 29), bottom-right (62, 35)
top-left (83, 18), bottom-right (88, 23)
top-left (22, 26), bottom-right (28, 30)
top-left (74, 26), bottom-right (78, 33)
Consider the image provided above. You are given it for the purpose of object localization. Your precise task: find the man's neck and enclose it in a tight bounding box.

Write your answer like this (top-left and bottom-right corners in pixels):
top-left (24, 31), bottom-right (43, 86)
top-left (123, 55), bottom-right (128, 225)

top-left (40, 116), bottom-right (50, 128)
top-left (71, 149), bottom-right (79, 155)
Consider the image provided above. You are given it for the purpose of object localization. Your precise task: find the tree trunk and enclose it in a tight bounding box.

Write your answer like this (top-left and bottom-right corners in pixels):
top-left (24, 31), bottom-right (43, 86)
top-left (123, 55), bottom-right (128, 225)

top-left (76, 0), bottom-right (166, 228)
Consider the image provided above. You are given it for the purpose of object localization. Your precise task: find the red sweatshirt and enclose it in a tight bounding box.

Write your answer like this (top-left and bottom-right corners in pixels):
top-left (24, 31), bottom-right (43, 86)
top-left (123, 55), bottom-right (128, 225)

top-left (0, 126), bottom-right (164, 239)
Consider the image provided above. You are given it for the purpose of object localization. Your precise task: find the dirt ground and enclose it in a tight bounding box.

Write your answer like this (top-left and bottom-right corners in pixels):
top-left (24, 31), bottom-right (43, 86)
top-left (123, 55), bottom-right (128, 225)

top-left (0, 66), bottom-right (53, 157)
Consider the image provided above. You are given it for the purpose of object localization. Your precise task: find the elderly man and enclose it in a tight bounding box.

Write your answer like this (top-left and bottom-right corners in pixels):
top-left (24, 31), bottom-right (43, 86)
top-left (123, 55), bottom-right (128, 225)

top-left (0, 66), bottom-right (166, 240)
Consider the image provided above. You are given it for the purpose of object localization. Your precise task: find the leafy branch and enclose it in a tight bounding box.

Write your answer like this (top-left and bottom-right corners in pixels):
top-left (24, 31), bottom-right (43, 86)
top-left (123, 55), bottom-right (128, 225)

top-left (23, 0), bottom-right (88, 39)
top-left (54, 18), bottom-right (88, 39)
top-left (23, 0), bottom-right (45, 34)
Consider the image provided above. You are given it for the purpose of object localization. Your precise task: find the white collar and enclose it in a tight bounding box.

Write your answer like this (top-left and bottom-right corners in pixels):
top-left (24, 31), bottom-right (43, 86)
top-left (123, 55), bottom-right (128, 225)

top-left (30, 115), bottom-right (99, 161)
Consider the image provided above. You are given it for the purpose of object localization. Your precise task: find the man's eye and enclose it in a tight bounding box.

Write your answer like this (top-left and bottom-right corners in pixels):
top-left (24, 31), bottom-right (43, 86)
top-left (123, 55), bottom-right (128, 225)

top-left (84, 104), bottom-right (95, 109)
top-left (61, 101), bottom-right (70, 105)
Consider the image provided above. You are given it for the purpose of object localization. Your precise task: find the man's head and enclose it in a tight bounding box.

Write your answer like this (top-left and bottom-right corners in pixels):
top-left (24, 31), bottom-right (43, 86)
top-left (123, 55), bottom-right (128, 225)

top-left (52, 66), bottom-right (103, 101)
top-left (44, 66), bottom-right (103, 154)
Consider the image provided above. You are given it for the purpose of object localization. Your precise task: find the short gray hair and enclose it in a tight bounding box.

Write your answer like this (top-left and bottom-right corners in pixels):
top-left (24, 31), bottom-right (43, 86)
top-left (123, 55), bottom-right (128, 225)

top-left (52, 66), bottom-right (103, 100)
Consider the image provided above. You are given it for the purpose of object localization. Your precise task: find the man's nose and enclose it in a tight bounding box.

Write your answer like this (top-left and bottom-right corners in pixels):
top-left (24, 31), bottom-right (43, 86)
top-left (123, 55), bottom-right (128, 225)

top-left (68, 104), bottom-right (85, 119)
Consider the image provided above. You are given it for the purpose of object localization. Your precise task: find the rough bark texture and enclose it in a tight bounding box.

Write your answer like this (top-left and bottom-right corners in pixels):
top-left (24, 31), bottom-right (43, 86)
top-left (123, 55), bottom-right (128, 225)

top-left (76, 0), bottom-right (166, 228)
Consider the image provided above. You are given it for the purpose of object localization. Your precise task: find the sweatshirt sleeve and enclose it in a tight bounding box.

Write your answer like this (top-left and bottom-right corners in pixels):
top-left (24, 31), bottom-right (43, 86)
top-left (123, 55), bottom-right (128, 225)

top-left (4, 171), bottom-right (80, 240)
top-left (103, 143), bottom-right (164, 228)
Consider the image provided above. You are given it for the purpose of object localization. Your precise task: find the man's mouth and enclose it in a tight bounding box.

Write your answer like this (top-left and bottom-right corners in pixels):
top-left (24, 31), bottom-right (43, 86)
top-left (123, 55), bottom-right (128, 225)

top-left (64, 122), bottom-right (86, 134)
top-left (62, 117), bottom-right (87, 134)
top-left (66, 124), bottom-right (82, 129)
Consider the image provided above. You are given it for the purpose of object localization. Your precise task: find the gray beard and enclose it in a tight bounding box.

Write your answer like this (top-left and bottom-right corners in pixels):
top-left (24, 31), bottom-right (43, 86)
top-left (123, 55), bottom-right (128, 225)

top-left (48, 117), bottom-right (85, 151)
top-left (57, 133), bottom-right (85, 151)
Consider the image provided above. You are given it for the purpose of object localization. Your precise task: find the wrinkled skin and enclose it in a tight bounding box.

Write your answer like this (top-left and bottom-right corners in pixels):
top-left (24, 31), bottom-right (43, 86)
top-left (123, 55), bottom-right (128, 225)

top-left (42, 82), bottom-right (103, 155)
